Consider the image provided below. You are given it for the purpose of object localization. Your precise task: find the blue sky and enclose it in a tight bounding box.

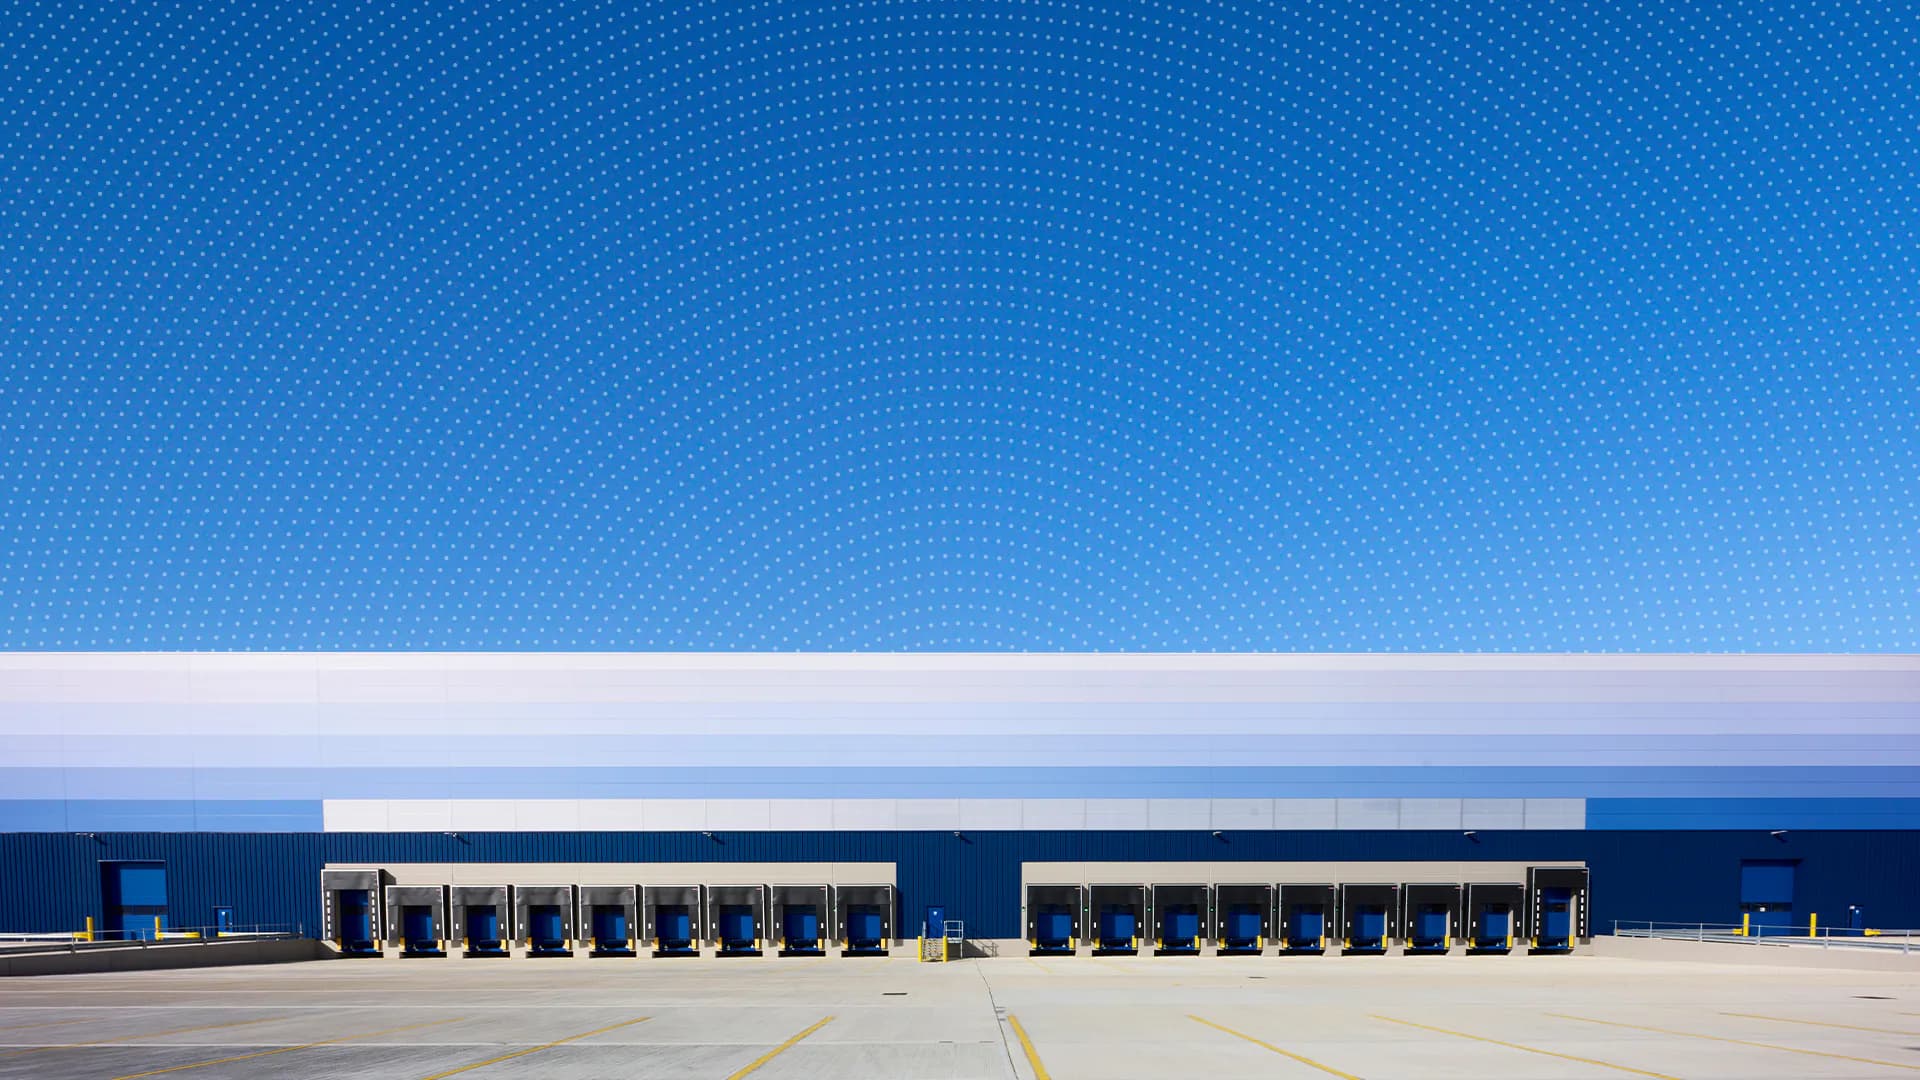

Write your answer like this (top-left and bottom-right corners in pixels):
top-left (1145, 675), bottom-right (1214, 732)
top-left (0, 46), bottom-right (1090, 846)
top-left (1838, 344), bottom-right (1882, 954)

top-left (1, 0), bottom-right (1915, 650)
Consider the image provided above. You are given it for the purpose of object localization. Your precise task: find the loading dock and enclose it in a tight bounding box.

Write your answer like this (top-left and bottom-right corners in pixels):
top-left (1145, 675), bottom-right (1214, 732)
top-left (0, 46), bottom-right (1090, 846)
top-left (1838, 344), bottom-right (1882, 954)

top-left (514, 884), bottom-right (578, 957)
top-left (833, 883), bottom-right (893, 956)
top-left (1149, 883), bottom-right (1208, 956)
top-left (1026, 884), bottom-right (1083, 955)
top-left (1399, 883), bottom-right (1459, 954)
top-left (321, 869), bottom-right (390, 957)
top-left (643, 884), bottom-right (702, 957)
top-left (1464, 882), bottom-right (1523, 953)
top-left (578, 885), bottom-right (638, 957)
top-left (1212, 883), bottom-right (1270, 955)
top-left (1089, 884), bottom-right (1145, 955)
top-left (1527, 866), bottom-right (1590, 953)
top-left (1340, 883), bottom-right (1398, 955)
top-left (449, 885), bottom-right (512, 957)
top-left (708, 884), bottom-right (768, 957)
top-left (1277, 883), bottom-right (1336, 955)
top-left (384, 884), bottom-right (449, 957)
top-left (771, 884), bottom-right (830, 957)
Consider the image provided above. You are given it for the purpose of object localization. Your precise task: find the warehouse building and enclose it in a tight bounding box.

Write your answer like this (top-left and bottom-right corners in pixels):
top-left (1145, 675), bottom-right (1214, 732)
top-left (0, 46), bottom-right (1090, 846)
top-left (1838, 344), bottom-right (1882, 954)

top-left (1, 653), bottom-right (1915, 955)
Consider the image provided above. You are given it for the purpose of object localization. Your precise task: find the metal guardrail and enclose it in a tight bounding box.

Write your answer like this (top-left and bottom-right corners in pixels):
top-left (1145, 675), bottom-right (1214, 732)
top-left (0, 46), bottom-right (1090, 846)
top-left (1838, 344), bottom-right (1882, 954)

top-left (0, 922), bottom-right (304, 956)
top-left (1613, 919), bottom-right (1919, 953)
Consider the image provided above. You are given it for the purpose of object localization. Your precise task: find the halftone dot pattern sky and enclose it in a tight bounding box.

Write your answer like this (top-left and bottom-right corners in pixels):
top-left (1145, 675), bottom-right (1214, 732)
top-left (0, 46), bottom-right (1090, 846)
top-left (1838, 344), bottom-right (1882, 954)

top-left (1, 0), bottom-right (1915, 651)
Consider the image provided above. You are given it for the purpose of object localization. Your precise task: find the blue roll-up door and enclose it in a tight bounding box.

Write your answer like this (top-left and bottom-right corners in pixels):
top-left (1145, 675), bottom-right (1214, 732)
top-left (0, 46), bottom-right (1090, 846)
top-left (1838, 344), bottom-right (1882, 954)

top-left (102, 861), bottom-right (167, 940)
top-left (1740, 861), bottom-right (1795, 906)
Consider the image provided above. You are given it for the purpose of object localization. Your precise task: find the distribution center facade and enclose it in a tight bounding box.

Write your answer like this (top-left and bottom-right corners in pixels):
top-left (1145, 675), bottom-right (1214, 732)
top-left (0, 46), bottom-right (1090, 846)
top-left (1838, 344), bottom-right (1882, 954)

top-left (1, 653), bottom-right (1916, 943)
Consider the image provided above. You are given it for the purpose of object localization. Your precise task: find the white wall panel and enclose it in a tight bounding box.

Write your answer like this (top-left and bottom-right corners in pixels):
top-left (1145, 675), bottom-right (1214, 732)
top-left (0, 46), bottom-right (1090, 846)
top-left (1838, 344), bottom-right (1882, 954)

top-left (1272, 799), bottom-right (1339, 829)
top-left (1085, 799), bottom-right (1150, 829)
top-left (1336, 798), bottom-right (1401, 830)
top-left (1461, 799), bottom-right (1528, 830)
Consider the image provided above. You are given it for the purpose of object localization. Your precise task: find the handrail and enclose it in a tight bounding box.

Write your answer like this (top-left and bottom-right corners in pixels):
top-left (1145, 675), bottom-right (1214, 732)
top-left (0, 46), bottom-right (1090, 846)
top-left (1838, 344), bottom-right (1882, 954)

top-left (0, 921), bottom-right (305, 954)
top-left (1612, 919), bottom-right (1918, 953)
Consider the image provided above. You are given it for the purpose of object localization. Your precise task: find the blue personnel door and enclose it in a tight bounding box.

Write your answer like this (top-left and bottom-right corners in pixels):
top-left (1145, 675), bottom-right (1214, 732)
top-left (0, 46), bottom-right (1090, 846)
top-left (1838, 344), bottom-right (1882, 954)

top-left (924, 905), bottom-right (947, 938)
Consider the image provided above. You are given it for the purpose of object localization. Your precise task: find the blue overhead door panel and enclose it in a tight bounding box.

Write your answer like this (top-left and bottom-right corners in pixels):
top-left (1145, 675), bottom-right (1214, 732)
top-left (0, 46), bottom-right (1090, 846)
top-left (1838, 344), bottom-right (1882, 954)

top-left (1740, 860), bottom-right (1796, 934)
top-left (1740, 861), bottom-right (1795, 905)
top-left (103, 862), bottom-right (167, 940)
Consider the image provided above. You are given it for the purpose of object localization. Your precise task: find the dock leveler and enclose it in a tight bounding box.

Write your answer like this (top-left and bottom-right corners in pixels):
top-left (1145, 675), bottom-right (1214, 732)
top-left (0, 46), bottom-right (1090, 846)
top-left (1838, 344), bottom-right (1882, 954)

top-left (1213, 883), bottom-right (1271, 955)
top-left (321, 869), bottom-right (391, 957)
top-left (579, 885), bottom-right (638, 957)
top-left (1150, 883), bottom-right (1208, 956)
top-left (1090, 884), bottom-right (1145, 956)
top-left (515, 885), bottom-right (578, 957)
top-left (1527, 866), bottom-right (1590, 953)
top-left (834, 884), bottom-right (893, 956)
top-left (1026, 884), bottom-right (1083, 956)
top-left (708, 884), bottom-right (768, 957)
top-left (643, 884), bottom-right (702, 957)
top-left (1400, 883), bottom-right (1459, 955)
top-left (384, 884), bottom-right (449, 957)
top-left (450, 885), bottom-right (512, 957)
top-left (1340, 883), bottom-right (1398, 955)
top-left (1464, 883), bottom-right (1523, 953)
top-left (772, 884), bottom-right (830, 957)
top-left (1277, 883), bottom-right (1336, 955)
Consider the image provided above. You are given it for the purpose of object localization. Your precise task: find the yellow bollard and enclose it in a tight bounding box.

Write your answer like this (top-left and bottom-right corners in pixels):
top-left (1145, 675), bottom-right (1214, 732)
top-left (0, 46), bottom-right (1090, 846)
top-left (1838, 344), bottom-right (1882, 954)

top-left (1739, 912), bottom-right (1750, 937)
top-left (1809, 912), bottom-right (1817, 936)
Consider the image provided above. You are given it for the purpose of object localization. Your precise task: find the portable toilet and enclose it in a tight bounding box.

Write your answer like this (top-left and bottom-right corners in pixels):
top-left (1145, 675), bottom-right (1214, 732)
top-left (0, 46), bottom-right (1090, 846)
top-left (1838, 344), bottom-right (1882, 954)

top-left (707, 884), bottom-right (768, 957)
top-left (1150, 883), bottom-right (1208, 956)
top-left (383, 884), bottom-right (449, 957)
top-left (1212, 883), bottom-right (1271, 955)
top-left (579, 885), bottom-right (638, 958)
top-left (1025, 883), bottom-right (1083, 956)
top-left (1340, 883), bottom-right (1398, 955)
top-left (643, 884), bottom-right (703, 957)
top-left (1400, 883), bottom-right (1460, 955)
top-left (771, 884), bottom-right (830, 957)
top-left (1527, 866), bottom-right (1590, 954)
top-left (1277, 883), bottom-right (1336, 955)
top-left (450, 885), bottom-right (512, 957)
top-left (1090, 884), bottom-right (1145, 956)
top-left (321, 869), bottom-right (391, 957)
top-left (514, 884), bottom-right (578, 958)
top-left (833, 883), bottom-right (894, 957)
top-left (1463, 883), bottom-right (1523, 953)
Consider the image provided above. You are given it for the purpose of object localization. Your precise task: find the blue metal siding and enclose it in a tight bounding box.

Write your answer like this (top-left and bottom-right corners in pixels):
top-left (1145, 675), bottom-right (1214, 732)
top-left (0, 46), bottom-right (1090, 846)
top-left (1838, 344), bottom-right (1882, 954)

top-left (2, 831), bottom-right (1918, 939)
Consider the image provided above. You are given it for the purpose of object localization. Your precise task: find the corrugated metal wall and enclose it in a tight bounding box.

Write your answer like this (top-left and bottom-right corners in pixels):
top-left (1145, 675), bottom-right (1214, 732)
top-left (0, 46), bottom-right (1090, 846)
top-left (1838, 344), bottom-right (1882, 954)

top-left (3, 830), bottom-right (1917, 939)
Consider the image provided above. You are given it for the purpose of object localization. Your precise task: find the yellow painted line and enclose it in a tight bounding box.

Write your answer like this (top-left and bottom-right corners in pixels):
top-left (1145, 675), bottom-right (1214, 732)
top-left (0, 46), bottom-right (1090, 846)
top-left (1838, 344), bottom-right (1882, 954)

top-left (0, 1017), bottom-right (91, 1032)
top-left (1550, 1014), bottom-right (1920, 1072)
top-left (1024, 957), bottom-right (1052, 974)
top-left (1722, 1011), bottom-right (1920, 1036)
top-left (108, 1017), bottom-right (462, 1080)
top-left (724, 1016), bottom-right (834, 1080)
top-left (1191, 1015), bottom-right (1361, 1079)
top-left (1375, 1016), bottom-right (1681, 1080)
top-left (3, 1016), bottom-right (283, 1057)
top-left (416, 1016), bottom-right (649, 1079)
top-left (1007, 1014), bottom-right (1052, 1080)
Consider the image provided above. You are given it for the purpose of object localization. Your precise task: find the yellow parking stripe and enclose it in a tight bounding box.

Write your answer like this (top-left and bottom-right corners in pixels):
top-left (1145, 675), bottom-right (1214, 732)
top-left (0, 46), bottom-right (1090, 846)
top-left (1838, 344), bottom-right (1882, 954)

top-left (1550, 1014), bottom-right (1920, 1072)
top-left (1192, 1015), bottom-right (1362, 1078)
top-left (416, 1016), bottom-right (648, 1079)
top-left (1007, 1014), bottom-right (1052, 1080)
top-left (3, 1016), bottom-right (282, 1057)
top-left (0, 1017), bottom-right (91, 1032)
top-left (1722, 1011), bottom-right (1920, 1036)
top-left (725, 1016), bottom-right (834, 1080)
top-left (109, 1018), bottom-right (462, 1080)
top-left (1375, 1016), bottom-right (1681, 1079)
